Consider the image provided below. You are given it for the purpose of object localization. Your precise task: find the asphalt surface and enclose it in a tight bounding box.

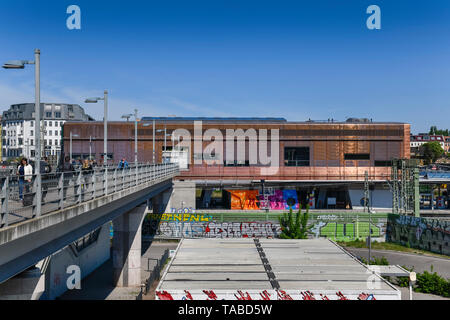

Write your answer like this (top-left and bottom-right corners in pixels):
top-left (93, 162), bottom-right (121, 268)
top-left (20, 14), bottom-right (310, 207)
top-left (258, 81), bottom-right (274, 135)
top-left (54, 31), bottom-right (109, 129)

top-left (345, 247), bottom-right (450, 278)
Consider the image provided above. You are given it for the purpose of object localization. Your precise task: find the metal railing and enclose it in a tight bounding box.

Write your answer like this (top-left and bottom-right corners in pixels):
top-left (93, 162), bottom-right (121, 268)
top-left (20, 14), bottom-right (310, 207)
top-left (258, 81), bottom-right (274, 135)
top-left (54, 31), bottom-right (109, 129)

top-left (0, 163), bottom-right (179, 229)
top-left (139, 249), bottom-right (170, 298)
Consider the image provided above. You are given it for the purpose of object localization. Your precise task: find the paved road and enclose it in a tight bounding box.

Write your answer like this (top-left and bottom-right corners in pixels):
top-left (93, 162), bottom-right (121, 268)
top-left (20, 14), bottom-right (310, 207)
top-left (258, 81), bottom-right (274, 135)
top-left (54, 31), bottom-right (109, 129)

top-left (345, 247), bottom-right (450, 278)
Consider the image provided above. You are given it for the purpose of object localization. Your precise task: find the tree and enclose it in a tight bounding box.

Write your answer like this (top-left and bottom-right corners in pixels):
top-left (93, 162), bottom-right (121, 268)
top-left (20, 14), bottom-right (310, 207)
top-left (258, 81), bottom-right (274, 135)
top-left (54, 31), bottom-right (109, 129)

top-left (279, 204), bottom-right (312, 239)
top-left (420, 142), bottom-right (445, 164)
top-left (428, 126), bottom-right (449, 136)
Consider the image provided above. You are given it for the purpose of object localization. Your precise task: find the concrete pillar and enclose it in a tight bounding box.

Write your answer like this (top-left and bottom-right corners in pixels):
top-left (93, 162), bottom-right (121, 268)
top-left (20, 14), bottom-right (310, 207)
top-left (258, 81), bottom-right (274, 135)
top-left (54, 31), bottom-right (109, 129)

top-left (112, 204), bottom-right (147, 287)
top-left (153, 188), bottom-right (172, 214)
top-left (166, 181), bottom-right (195, 212)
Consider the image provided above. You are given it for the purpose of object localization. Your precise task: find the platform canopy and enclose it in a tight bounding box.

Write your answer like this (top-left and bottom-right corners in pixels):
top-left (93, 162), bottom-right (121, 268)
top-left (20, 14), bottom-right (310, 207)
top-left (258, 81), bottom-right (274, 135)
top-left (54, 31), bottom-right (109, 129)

top-left (156, 238), bottom-right (401, 300)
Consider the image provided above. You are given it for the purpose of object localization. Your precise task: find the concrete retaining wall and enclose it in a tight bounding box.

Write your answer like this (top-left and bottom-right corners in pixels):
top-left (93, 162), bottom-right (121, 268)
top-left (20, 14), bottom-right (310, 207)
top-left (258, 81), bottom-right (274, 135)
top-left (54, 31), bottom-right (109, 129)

top-left (387, 214), bottom-right (450, 256)
top-left (43, 222), bottom-right (111, 300)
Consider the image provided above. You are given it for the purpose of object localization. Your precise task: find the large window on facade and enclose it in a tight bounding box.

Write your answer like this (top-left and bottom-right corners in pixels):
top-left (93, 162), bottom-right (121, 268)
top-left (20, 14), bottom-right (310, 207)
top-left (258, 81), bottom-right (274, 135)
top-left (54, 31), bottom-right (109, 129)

top-left (284, 147), bottom-right (310, 167)
top-left (374, 160), bottom-right (392, 167)
top-left (344, 153), bottom-right (370, 160)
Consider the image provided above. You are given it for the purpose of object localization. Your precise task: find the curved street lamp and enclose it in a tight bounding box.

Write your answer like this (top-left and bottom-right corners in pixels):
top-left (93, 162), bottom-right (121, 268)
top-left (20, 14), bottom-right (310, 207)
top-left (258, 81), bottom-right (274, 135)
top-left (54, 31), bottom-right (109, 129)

top-left (85, 91), bottom-right (108, 194)
top-left (3, 49), bottom-right (42, 217)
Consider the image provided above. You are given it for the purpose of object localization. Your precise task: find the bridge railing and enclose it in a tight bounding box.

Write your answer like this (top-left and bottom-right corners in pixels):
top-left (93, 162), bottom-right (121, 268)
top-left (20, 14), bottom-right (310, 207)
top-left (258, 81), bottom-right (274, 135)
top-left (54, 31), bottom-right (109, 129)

top-left (0, 163), bottom-right (179, 229)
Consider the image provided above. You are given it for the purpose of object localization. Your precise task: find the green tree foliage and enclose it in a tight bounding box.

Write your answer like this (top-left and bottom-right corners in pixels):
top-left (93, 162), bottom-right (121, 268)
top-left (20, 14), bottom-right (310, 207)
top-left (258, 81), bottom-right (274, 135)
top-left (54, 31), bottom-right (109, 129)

top-left (429, 126), bottom-right (449, 136)
top-left (420, 141), bottom-right (445, 164)
top-left (416, 271), bottom-right (450, 297)
top-left (279, 205), bottom-right (312, 239)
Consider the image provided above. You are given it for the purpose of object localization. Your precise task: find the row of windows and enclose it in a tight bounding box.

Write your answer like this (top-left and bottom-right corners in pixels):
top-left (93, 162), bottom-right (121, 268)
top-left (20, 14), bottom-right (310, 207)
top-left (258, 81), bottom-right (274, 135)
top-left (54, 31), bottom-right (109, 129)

top-left (45, 111), bottom-right (62, 118)
top-left (3, 120), bottom-right (64, 127)
top-left (4, 111), bottom-right (63, 120)
top-left (136, 128), bottom-right (405, 137)
top-left (3, 139), bottom-right (60, 147)
top-left (43, 121), bottom-right (63, 127)
top-left (284, 148), bottom-right (392, 167)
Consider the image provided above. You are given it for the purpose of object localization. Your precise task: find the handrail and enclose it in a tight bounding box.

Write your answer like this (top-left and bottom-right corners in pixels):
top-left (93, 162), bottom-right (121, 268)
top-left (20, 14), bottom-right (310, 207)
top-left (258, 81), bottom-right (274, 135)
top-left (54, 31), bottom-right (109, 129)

top-left (0, 163), bottom-right (180, 229)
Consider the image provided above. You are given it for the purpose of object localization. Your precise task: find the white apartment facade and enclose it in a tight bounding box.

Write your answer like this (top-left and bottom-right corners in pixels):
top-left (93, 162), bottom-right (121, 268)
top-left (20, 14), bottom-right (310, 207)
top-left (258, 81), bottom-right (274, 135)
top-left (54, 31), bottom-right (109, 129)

top-left (2, 103), bottom-right (94, 161)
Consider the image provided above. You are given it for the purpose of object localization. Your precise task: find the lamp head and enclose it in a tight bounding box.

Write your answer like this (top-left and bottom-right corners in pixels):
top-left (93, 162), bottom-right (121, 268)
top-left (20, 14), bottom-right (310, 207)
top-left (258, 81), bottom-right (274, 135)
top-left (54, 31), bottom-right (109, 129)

top-left (85, 98), bottom-right (101, 103)
top-left (2, 60), bottom-right (26, 69)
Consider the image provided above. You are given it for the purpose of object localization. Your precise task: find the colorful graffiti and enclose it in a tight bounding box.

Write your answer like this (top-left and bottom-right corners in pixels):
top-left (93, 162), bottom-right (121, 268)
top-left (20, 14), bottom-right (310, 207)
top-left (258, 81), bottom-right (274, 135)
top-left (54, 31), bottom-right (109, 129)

top-left (228, 190), bottom-right (260, 210)
top-left (146, 212), bottom-right (213, 223)
top-left (387, 214), bottom-right (450, 256)
top-left (143, 220), bottom-right (281, 239)
top-left (266, 190), bottom-right (299, 210)
top-left (143, 214), bottom-right (388, 241)
top-left (225, 189), bottom-right (303, 210)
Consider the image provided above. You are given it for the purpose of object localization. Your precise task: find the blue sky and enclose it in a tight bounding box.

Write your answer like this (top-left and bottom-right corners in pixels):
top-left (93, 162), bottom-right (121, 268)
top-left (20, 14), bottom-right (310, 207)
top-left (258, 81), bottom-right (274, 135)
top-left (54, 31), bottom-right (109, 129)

top-left (0, 0), bottom-right (449, 133)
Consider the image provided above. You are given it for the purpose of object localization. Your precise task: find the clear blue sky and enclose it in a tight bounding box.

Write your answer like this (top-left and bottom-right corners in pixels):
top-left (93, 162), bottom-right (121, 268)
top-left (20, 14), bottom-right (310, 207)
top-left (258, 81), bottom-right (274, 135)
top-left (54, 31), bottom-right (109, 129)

top-left (0, 0), bottom-right (449, 133)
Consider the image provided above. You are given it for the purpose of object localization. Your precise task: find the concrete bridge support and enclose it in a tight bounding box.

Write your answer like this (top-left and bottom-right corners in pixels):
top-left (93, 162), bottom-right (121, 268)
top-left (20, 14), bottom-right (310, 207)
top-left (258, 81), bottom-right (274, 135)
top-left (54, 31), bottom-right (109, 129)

top-left (112, 204), bottom-right (147, 287)
top-left (112, 188), bottom-right (172, 287)
top-left (167, 181), bottom-right (195, 211)
top-left (152, 188), bottom-right (172, 214)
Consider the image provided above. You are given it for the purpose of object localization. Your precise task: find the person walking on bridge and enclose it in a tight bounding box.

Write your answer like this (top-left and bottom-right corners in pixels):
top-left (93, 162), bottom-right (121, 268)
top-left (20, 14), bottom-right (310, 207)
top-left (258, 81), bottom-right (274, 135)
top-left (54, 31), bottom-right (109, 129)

top-left (62, 156), bottom-right (76, 202)
top-left (40, 156), bottom-right (52, 202)
top-left (118, 158), bottom-right (129, 169)
top-left (17, 158), bottom-right (33, 203)
top-left (81, 159), bottom-right (93, 201)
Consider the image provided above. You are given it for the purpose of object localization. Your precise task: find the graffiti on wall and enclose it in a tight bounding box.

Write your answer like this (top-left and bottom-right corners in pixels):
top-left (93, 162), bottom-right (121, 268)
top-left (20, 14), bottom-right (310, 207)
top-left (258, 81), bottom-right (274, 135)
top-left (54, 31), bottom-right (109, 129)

top-left (144, 220), bottom-right (281, 239)
top-left (146, 212), bottom-right (213, 223)
top-left (387, 214), bottom-right (450, 256)
top-left (143, 209), bottom-right (388, 241)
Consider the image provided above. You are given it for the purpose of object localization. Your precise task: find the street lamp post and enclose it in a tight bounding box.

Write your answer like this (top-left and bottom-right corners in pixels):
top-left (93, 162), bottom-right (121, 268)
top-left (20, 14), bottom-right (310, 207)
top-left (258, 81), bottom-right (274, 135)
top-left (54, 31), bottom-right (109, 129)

top-left (70, 132), bottom-right (80, 161)
top-left (134, 109), bottom-right (138, 185)
top-left (3, 49), bottom-right (42, 217)
top-left (153, 119), bottom-right (156, 163)
top-left (70, 132), bottom-right (73, 161)
top-left (156, 128), bottom-right (169, 162)
top-left (142, 122), bottom-right (153, 163)
top-left (123, 110), bottom-right (139, 185)
top-left (85, 91), bottom-right (108, 194)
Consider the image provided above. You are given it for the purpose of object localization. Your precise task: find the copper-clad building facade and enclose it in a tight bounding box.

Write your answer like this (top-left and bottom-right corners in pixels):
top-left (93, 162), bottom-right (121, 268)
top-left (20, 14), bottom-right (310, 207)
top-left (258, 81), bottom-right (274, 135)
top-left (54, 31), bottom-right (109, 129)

top-left (63, 118), bottom-right (410, 209)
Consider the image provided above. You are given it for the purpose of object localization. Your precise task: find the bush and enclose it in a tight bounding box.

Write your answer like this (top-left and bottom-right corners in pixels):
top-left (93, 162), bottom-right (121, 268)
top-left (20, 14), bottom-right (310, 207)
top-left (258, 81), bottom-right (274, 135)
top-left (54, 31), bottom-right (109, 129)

top-left (279, 205), bottom-right (311, 239)
top-left (392, 266), bottom-right (450, 297)
top-left (358, 256), bottom-right (389, 265)
top-left (415, 271), bottom-right (450, 297)
top-left (396, 266), bottom-right (414, 287)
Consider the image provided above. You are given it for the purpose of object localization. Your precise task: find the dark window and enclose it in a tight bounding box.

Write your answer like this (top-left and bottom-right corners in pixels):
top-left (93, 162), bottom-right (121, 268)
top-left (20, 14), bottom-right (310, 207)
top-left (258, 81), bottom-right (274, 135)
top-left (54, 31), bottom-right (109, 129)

top-left (375, 160), bottom-right (392, 167)
top-left (46, 112), bottom-right (52, 118)
top-left (344, 153), bottom-right (370, 160)
top-left (224, 160), bottom-right (250, 167)
top-left (55, 112), bottom-right (61, 118)
top-left (284, 147), bottom-right (310, 166)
